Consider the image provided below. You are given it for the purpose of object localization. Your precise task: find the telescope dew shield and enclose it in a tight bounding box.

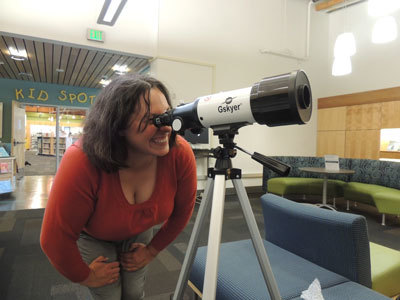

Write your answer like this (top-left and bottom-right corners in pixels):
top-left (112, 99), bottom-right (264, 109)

top-left (250, 70), bottom-right (312, 126)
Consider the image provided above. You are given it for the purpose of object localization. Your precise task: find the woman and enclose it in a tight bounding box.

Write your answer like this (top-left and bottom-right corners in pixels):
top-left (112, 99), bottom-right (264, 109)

top-left (40, 74), bottom-right (197, 300)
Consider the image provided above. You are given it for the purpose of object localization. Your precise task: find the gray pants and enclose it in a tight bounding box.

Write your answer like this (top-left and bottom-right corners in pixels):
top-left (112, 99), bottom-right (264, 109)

top-left (77, 228), bottom-right (153, 300)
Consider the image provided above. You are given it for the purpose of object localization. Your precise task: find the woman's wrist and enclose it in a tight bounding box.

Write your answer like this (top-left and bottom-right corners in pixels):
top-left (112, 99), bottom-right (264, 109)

top-left (146, 245), bottom-right (159, 257)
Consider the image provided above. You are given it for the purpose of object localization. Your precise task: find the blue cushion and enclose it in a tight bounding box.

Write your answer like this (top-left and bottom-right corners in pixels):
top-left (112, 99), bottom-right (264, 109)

top-left (189, 239), bottom-right (349, 300)
top-left (261, 193), bottom-right (372, 287)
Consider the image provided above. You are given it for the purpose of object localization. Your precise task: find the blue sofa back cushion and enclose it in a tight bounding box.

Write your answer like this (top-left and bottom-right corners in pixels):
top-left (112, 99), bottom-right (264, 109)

top-left (261, 194), bottom-right (372, 288)
top-left (350, 159), bottom-right (383, 186)
top-left (376, 160), bottom-right (400, 189)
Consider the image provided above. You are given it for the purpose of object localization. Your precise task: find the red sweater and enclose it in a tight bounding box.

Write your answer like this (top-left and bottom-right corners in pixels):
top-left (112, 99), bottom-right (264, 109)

top-left (40, 136), bottom-right (197, 282)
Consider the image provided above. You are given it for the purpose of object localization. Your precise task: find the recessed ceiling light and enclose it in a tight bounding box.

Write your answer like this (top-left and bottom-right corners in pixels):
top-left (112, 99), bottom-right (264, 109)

top-left (99, 79), bottom-right (111, 86)
top-left (8, 47), bottom-right (28, 61)
top-left (112, 64), bottom-right (129, 74)
top-left (97, 0), bottom-right (127, 26)
top-left (18, 72), bottom-right (33, 77)
top-left (56, 68), bottom-right (65, 73)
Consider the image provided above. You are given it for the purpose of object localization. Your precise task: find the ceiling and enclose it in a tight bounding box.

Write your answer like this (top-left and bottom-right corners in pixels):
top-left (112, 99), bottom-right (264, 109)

top-left (0, 33), bottom-right (151, 89)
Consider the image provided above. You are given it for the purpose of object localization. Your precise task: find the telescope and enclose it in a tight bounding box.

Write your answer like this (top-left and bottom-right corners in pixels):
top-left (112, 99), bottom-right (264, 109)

top-left (153, 70), bottom-right (312, 133)
top-left (171, 70), bottom-right (312, 300)
top-left (152, 70), bottom-right (312, 177)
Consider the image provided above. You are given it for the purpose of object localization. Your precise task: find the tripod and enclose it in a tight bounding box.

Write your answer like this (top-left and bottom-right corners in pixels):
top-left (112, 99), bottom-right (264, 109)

top-left (172, 129), bottom-right (282, 300)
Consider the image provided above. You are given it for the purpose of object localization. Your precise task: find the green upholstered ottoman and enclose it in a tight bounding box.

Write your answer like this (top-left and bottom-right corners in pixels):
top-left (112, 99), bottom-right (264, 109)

top-left (343, 182), bottom-right (386, 206)
top-left (370, 242), bottom-right (400, 297)
top-left (374, 190), bottom-right (400, 215)
top-left (267, 177), bottom-right (346, 198)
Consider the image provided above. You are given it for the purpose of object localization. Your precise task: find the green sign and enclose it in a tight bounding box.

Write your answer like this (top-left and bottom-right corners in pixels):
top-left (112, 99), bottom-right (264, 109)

top-left (0, 78), bottom-right (100, 107)
top-left (87, 29), bottom-right (104, 42)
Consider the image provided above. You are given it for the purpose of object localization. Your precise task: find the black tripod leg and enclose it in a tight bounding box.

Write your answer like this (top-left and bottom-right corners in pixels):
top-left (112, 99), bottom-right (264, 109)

top-left (232, 179), bottom-right (282, 300)
top-left (172, 177), bottom-right (214, 300)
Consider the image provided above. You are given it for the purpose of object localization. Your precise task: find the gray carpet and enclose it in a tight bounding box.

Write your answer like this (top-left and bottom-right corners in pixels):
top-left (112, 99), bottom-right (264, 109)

top-left (24, 150), bottom-right (57, 176)
top-left (0, 193), bottom-right (399, 300)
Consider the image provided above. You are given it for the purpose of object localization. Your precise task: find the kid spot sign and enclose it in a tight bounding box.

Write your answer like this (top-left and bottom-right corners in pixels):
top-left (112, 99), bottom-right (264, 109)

top-left (14, 88), bottom-right (97, 105)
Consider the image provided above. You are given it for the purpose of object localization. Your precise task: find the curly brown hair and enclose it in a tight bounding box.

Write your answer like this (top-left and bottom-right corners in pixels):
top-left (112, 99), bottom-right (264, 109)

top-left (82, 74), bottom-right (176, 172)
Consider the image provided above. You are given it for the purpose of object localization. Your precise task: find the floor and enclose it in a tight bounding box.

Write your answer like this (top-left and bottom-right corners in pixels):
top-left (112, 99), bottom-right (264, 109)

top-left (0, 175), bottom-right (54, 211)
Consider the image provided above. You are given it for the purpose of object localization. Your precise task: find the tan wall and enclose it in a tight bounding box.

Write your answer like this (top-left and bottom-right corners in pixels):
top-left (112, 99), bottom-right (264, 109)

top-left (317, 87), bottom-right (400, 159)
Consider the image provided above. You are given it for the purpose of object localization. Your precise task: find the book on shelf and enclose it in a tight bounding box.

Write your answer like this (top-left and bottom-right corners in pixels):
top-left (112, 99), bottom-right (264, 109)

top-left (0, 162), bottom-right (9, 173)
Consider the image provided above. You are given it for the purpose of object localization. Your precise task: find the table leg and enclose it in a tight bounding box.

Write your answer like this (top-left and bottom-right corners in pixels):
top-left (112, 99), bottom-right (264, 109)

top-left (322, 174), bottom-right (328, 206)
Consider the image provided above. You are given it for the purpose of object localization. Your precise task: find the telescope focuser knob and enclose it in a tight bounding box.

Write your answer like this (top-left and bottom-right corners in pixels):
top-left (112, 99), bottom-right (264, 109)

top-left (172, 117), bottom-right (183, 132)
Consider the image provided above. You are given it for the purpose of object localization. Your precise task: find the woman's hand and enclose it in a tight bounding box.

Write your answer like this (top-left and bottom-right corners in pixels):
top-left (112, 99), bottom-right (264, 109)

top-left (80, 256), bottom-right (120, 287)
top-left (119, 243), bottom-right (158, 272)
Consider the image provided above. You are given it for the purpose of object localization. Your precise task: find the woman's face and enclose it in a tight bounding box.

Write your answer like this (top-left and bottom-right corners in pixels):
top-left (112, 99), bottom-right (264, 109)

top-left (123, 88), bottom-right (172, 158)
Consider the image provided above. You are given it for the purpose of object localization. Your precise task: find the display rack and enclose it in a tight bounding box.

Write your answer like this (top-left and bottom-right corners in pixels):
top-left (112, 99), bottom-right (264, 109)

top-left (37, 136), bottom-right (66, 156)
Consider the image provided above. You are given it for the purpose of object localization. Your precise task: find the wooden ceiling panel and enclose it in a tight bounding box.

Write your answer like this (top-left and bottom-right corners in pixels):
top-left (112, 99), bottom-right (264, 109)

top-left (52, 44), bottom-right (62, 84)
top-left (44, 42), bottom-right (53, 83)
top-left (34, 41), bottom-right (46, 82)
top-left (0, 33), bottom-right (151, 89)
top-left (74, 49), bottom-right (97, 87)
top-left (80, 51), bottom-right (108, 87)
top-left (24, 40), bottom-right (41, 82)
top-left (0, 36), bottom-right (19, 78)
top-left (57, 45), bottom-right (71, 85)
top-left (68, 48), bottom-right (89, 86)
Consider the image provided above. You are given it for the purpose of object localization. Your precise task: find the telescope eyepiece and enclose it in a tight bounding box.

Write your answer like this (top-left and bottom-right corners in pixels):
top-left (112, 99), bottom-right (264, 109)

top-left (152, 111), bottom-right (173, 128)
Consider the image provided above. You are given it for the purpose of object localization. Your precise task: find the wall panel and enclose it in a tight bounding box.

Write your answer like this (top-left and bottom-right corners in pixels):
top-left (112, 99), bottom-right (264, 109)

top-left (345, 130), bottom-right (380, 159)
top-left (381, 101), bottom-right (400, 128)
top-left (317, 131), bottom-right (345, 157)
top-left (346, 103), bottom-right (381, 130)
top-left (317, 107), bottom-right (346, 131)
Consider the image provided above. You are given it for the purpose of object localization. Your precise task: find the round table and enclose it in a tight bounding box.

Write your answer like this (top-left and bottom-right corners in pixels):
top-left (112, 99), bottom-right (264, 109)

top-left (298, 167), bottom-right (355, 210)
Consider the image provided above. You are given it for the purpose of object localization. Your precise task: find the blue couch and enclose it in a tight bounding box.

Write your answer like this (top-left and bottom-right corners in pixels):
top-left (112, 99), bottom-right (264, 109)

top-left (189, 194), bottom-right (391, 300)
top-left (262, 156), bottom-right (400, 225)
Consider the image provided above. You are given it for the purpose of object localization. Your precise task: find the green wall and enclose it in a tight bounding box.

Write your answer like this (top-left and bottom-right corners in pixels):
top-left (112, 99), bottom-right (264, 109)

top-left (0, 78), bottom-right (100, 143)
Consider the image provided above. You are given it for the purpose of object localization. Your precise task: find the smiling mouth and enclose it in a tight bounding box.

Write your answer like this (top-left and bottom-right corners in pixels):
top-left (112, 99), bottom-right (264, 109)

top-left (152, 136), bottom-right (169, 144)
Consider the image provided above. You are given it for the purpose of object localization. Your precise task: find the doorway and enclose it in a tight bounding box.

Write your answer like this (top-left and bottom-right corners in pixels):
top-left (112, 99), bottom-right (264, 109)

top-left (24, 105), bottom-right (87, 176)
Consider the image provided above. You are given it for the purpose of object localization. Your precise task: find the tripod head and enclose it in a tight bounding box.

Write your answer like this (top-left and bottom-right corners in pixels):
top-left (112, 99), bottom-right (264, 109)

top-left (209, 125), bottom-right (291, 176)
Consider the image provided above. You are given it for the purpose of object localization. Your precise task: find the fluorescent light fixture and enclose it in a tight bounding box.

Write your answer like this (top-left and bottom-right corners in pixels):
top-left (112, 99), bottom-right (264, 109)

top-left (112, 64), bottom-right (129, 74)
top-left (334, 32), bottom-right (356, 57)
top-left (332, 56), bottom-right (352, 76)
top-left (368, 0), bottom-right (400, 17)
top-left (372, 16), bottom-right (398, 44)
top-left (97, 0), bottom-right (127, 26)
top-left (99, 79), bottom-right (111, 86)
top-left (8, 46), bottom-right (28, 61)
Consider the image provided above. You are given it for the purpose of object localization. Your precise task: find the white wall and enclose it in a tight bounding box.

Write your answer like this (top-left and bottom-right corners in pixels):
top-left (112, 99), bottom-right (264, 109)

top-left (155, 0), bottom-right (328, 187)
top-left (0, 0), bottom-right (159, 56)
top-left (323, 2), bottom-right (400, 96)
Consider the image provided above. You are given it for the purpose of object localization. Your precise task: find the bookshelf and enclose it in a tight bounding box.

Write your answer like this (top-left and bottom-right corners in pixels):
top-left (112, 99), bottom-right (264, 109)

top-left (37, 136), bottom-right (66, 156)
